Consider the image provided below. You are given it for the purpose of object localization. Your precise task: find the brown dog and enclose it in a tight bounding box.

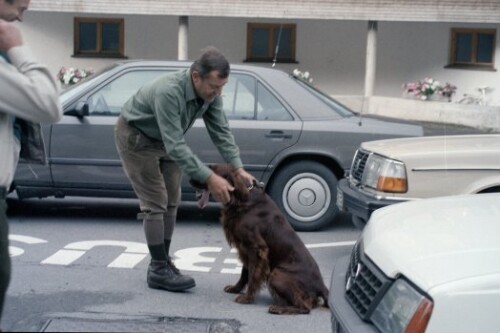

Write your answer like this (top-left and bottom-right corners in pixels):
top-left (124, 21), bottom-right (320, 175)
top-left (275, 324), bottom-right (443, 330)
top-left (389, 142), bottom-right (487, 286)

top-left (191, 164), bottom-right (329, 314)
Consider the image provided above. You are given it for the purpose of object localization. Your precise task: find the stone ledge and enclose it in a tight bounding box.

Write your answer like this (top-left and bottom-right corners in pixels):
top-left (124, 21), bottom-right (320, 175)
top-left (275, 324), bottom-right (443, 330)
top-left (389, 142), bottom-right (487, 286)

top-left (334, 95), bottom-right (500, 132)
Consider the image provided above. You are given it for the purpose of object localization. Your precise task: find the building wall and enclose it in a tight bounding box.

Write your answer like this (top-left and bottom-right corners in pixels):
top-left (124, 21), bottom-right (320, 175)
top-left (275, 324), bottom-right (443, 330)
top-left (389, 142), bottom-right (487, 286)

top-left (28, 0), bottom-right (500, 23)
top-left (19, 11), bottom-right (500, 104)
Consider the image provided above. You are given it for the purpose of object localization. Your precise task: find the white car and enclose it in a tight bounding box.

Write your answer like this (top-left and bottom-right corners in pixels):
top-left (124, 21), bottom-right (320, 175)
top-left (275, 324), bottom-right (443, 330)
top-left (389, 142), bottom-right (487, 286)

top-left (336, 134), bottom-right (500, 228)
top-left (329, 193), bottom-right (500, 333)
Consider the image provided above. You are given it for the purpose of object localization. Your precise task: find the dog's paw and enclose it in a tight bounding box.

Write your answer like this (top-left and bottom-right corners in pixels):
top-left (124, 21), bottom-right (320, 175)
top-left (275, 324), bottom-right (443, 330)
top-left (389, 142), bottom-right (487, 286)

top-left (235, 294), bottom-right (253, 304)
top-left (268, 305), bottom-right (284, 314)
top-left (224, 285), bottom-right (242, 294)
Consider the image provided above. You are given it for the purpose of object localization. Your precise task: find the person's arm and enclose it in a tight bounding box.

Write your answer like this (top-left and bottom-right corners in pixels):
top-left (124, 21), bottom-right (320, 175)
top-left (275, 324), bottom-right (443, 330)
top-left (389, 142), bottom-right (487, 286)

top-left (203, 100), bottom-right (255, 186)
top-left (0, 20), bottom-right (62, 123)
top-left (202, 98), bottom-right (243, 168)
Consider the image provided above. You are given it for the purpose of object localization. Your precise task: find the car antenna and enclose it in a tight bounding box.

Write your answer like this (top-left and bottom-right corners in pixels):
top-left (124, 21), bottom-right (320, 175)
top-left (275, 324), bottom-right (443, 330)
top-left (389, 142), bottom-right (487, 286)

top-left (358, 97), bottom-right (365, 126)
top-left (272, 24), bottom-right (283, 68)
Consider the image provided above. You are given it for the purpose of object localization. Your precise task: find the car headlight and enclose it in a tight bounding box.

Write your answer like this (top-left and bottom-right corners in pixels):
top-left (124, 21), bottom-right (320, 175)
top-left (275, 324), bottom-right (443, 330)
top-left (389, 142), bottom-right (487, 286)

top-left (362, 154), bottom-right (407, 193)
top-left (371, 278), bottom-right (433, 333)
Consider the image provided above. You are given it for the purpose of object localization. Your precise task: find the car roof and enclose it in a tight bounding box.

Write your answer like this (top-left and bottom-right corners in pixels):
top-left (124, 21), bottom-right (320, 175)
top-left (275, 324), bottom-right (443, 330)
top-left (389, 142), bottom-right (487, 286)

top-left (101, 60), bottom-right (354, 121)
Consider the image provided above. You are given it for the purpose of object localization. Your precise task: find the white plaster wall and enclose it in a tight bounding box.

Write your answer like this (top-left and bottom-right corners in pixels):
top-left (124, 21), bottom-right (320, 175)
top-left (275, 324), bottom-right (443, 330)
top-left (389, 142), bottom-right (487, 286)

top-left (187, 17), bottom-right (367, 95)
top-left (123, 15), bottom-right (178, 60)
top-left (18, 11), bottom-right (500, 104)
top-left (377, 21), bottom-right (500, 104)
top-left (20, 11), bottom-right (180, 76)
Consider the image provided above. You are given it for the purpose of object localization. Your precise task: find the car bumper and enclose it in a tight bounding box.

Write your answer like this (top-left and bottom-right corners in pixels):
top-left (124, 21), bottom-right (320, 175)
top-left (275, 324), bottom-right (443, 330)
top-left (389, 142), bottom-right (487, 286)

top-left (336, 179), bottom-right (406, 228)
top-left (329, 255), bottom-right (379, 333)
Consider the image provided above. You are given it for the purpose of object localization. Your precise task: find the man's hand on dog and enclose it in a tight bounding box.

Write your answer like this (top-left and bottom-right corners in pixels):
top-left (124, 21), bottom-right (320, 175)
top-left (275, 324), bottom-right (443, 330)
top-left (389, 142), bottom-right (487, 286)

top-left (206, 168), bottom-right (255, 204)
top-left (235, 168), bottom-right (255, 188)
top-left (206, 172), bottom-right (234, 204)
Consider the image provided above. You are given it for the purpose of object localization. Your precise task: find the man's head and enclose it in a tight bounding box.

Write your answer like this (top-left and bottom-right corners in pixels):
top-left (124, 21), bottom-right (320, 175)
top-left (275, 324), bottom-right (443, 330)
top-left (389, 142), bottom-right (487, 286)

top-left (0, 0), bottom-right (30, 22)
top-left (191, 46), bottom-right (230, 102)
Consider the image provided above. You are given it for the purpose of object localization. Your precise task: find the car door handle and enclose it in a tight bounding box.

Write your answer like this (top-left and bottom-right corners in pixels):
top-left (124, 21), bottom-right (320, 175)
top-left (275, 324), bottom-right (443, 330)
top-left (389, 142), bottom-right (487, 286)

top-left (265, 130), bottom-right (292, 139)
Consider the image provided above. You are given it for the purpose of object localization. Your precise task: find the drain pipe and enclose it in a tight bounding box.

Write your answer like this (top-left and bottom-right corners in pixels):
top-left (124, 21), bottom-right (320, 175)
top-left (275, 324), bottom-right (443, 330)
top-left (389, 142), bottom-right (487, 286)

top-left (178, 16), bottom-right (189, 60)
top-left (363, 20), bottom-right (378, 115)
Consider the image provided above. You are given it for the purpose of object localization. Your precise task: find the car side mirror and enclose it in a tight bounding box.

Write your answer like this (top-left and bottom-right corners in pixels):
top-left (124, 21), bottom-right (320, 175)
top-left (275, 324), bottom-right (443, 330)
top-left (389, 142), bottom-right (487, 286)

top-left (65, 101), bottom-right (89, 117)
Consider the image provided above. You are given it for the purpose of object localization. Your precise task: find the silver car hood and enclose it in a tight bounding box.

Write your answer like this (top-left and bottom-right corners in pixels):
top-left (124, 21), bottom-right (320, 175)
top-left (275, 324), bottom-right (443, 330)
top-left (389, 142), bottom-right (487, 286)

top-left (362, 194), bottom-right (500, 291)
top-left (361, 134), bottom-right (500, 161)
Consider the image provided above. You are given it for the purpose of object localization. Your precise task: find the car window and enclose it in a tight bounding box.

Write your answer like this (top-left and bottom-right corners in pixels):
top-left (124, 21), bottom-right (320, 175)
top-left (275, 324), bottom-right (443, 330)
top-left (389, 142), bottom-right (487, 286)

top-left (59, 63), bottom-right (120, 105)
top-left (256, 82), bottom-right (293, 121)
top-left (222, 74), bottom-right (256, 120)
top-left (87, 70), bottom-right (168, 115)
top-left (222, 73), bottom-right (292, 121)
top-left (294, 78), bottom-right (353, 117)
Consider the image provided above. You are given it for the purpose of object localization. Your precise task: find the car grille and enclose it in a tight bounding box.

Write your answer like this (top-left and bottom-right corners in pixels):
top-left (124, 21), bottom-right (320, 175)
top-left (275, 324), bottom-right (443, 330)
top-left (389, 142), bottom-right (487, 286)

top-left (350, 149), bottom-right (370, 183)
top-left (345, 241), bottom-right (392, 321)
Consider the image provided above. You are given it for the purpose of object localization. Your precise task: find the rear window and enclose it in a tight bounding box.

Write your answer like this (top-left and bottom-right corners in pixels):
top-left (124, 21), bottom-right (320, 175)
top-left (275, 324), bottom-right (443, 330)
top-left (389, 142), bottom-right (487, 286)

top-left (293, 78), bottom-right (353, 117)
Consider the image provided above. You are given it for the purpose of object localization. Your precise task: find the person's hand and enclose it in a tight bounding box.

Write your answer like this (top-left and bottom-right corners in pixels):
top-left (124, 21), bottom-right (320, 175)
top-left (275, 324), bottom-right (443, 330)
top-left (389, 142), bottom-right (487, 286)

top-left (206, 172), bottom-right (234, 205)
top-left (0, 20), bottom-right (23, 52)
top-left (235, 168), bottom-right (256, 188)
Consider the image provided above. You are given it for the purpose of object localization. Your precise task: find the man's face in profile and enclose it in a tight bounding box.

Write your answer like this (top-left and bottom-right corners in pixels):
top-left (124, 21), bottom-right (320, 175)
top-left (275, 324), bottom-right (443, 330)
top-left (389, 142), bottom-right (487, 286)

top-left (192, 70), bottom-right (228, 103)
top-left (0, 0), bottom-right (30, 22)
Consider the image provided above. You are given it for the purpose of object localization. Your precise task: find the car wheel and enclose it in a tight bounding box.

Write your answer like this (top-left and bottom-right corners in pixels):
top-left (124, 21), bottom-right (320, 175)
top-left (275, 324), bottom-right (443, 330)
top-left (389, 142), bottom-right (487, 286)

top-left (269, 161), bottom-right (338, 231)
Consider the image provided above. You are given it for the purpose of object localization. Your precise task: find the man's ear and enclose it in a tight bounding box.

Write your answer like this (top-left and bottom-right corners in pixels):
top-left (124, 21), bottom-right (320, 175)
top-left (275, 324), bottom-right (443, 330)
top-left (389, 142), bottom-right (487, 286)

top-left (191, 70), bottom-right (202, 84)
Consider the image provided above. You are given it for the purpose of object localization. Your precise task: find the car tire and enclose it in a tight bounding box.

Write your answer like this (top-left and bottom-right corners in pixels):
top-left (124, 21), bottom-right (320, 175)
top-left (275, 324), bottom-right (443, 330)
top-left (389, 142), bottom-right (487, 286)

top-left (269, 161), bottom-right (338, 231)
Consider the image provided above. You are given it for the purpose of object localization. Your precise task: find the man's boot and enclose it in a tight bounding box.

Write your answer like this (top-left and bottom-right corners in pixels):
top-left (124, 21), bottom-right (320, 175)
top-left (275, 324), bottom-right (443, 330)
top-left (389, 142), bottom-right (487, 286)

top-left (147, 258), bottom-right (195, 292)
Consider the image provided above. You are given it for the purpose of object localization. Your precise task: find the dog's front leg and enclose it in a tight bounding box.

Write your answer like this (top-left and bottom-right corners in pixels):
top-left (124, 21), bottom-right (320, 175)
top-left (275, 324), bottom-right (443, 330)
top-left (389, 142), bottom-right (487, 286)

top-left (235, 240), bottom-right (269, 304)
top-left (224, 266), bottom-right (248, 294)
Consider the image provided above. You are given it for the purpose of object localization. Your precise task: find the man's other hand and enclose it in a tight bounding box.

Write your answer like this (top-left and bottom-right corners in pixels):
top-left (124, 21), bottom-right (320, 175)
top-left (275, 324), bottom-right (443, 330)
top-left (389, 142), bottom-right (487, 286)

top-left (206, 172), bottom-right (234, 205)
top-left (0, 20), bottom-right (23, 52)
top-left (235, 168), bottom-right (256, 188)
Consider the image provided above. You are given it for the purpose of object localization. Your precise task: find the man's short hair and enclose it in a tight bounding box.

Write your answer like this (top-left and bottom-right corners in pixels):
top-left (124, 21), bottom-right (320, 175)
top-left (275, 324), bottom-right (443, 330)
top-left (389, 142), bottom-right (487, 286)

top-left (5, 0), bottom-right (15, 4)
top-left (190, 46), bottom-right (230, 79)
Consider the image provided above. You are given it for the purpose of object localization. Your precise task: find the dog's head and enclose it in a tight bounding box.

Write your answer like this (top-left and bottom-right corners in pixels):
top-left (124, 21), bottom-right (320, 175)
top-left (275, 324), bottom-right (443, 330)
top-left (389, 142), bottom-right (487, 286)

top-left (190, 164), bottom-right (259, 209)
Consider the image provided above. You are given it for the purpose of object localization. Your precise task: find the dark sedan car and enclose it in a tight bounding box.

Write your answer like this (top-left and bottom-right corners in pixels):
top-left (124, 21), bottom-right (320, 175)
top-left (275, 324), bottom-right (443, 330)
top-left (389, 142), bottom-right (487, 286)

top-left (13, 60), bottom-right (423, 231)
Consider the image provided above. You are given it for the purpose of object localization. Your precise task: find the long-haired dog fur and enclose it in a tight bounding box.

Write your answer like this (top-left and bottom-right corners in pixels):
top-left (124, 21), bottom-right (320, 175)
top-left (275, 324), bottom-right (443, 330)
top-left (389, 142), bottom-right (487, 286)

top-left (191, 164), bottom-right (329, 314)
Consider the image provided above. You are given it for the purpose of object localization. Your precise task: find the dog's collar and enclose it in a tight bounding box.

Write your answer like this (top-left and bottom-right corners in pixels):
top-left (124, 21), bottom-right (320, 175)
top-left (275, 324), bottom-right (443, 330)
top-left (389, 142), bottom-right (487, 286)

top-left (247, 181), bottom-right (265, 191)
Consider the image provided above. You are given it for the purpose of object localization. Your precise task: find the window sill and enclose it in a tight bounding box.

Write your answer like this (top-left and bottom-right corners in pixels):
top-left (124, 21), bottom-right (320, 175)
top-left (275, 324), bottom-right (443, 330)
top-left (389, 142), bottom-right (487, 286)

top-left (444, 64), bottom-right (496, 72)
top-left (72, 53), bottom-right (128, 59)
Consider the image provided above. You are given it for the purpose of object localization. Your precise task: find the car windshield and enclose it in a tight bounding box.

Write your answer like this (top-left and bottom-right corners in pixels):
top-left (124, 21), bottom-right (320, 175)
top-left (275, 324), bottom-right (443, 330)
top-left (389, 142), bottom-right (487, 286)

top-left (292, 76), bottom-right (354, 117)
top-left (59, 63), bottom-right (121, 105)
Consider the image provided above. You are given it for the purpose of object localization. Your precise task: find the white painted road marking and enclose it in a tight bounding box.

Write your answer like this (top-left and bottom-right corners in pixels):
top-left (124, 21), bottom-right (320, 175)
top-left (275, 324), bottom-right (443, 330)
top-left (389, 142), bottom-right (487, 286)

top-left (9, 234), bottom-right (357, 272)
top-left (306, 241), bottom-right (356, 249)
top-left (9, 234), bottom-right (47, 257)
top-left (174, 247), bottom-right (221, 272)
top-left (41, 240), bottom-right (148, 268)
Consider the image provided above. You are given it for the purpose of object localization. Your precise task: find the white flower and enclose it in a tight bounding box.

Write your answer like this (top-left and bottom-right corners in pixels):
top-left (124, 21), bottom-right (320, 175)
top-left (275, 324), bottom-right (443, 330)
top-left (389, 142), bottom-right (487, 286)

top-left (57, 66), bottom-right (94, 85)
top-left (292, 68), bottom-right (313, 84)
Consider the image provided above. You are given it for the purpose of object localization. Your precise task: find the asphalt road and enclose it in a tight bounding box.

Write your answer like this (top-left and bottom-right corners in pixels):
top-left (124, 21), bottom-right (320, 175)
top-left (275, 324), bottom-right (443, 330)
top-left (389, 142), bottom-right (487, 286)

top-left (3, 196), bottom-right (360, 333)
